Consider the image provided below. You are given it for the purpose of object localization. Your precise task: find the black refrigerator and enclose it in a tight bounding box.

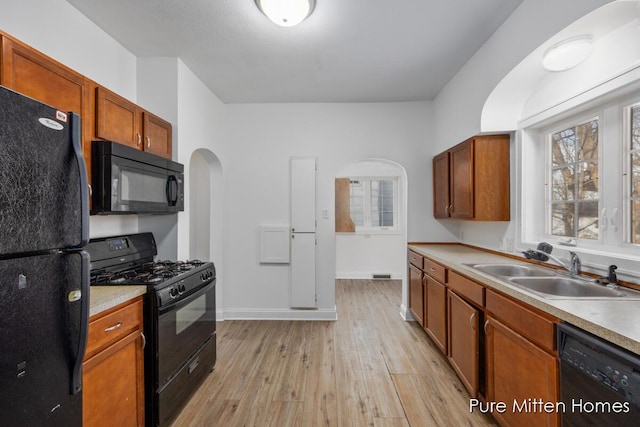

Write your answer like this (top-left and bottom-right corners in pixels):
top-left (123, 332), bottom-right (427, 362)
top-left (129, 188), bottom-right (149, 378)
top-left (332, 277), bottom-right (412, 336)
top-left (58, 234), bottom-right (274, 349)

top-left (0, 86), bottom-right (90, 426)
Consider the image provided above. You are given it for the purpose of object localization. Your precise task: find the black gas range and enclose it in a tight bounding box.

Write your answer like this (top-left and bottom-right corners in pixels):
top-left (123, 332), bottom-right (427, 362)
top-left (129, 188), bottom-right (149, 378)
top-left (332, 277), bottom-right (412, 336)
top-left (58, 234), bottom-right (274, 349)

top-left (87, 233), bottom-right (217, 427)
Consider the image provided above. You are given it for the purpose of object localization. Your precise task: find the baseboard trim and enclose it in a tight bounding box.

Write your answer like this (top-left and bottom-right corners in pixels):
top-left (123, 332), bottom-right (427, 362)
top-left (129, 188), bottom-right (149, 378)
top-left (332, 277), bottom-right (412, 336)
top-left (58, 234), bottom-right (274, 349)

top-left (399, 304), bottom-right (415, 321)
top-left (220, 306), bottom-right (338, 321)
top-left (336, 272), bottom-right (403, 280)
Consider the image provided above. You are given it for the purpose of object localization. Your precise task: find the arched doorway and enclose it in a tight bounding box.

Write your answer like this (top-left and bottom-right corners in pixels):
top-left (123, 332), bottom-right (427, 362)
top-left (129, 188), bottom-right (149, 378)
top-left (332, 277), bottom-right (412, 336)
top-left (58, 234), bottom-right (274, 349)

top-left (189, 149), bottom-right (224, 319)
top-left (334, 158), bottom-right (409, 312)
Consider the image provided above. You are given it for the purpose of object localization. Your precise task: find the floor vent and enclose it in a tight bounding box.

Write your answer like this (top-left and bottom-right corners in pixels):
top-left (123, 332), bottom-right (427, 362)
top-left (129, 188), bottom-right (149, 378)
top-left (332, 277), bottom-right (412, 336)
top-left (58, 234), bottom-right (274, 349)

top-left (372, 274), bottom-right (392, 280)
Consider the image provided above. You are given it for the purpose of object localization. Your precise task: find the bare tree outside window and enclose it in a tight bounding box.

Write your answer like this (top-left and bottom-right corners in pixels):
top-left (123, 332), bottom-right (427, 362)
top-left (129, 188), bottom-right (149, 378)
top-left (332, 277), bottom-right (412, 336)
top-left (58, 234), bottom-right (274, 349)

top-left (549, 119), bottom-right (599, 240)
top-left (630, 105), bottom-right (640, 243)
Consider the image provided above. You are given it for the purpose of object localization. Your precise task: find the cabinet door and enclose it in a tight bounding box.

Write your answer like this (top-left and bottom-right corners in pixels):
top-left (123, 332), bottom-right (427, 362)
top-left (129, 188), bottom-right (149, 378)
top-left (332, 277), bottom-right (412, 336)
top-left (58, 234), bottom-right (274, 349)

top-left (408, 264), bottom-right (424, 326)
top-left (83, 330), bottom-right (145, 427)
top-left (433, 151), bottom-right (450, 218)
top-left (143, 110), bottom-right (172, 159)
top-left (95, 86), bottom-right (142, 150)
top-left (425, 276), bottom-right (447, 353)
top-left (449, 139), bottom-right (474, 219)
top-left (447, 290), bottom-right (479, 397)
top-left (485, 316), bottom-right (559, 427)
top-left (1, 35), bottom-right (92, 178)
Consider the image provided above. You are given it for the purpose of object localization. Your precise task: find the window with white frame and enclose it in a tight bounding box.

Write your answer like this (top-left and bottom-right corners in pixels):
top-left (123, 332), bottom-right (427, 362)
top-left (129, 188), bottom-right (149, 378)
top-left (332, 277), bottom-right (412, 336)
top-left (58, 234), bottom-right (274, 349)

top-left (522, 92), bottom-right (640, 257)
top-left (349, 178), bottom-right (397, 231)
top-left (547, 118), bottom-right (600, 240)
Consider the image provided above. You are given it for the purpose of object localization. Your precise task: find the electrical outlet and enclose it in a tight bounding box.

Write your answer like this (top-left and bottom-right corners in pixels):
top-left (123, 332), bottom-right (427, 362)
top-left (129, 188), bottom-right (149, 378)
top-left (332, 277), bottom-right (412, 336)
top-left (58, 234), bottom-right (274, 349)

top-left (506, 238), bottom-right (514, 252)
top-left (460, 231), bottom-right (465, 242)
top-left (498, 238), bottom-right (505, 251)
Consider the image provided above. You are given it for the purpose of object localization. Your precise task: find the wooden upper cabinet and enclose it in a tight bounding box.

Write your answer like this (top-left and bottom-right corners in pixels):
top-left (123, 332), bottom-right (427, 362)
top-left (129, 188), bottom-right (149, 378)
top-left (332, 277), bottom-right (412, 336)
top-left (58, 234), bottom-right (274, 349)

top-left (143, 111), bottom-right (172, 158)
top-left (95, 83), bottom-right (173, 159)
top-left (433, 134), bottom-right (510, 221)
top-left (95, 86), bottom-right (141, 150)
top-left (1, 32), bottom-right (92, 177)
top-left (432, 151), bottom-right (450, 219)
top-left (449, 140), bottom-right (474, 219)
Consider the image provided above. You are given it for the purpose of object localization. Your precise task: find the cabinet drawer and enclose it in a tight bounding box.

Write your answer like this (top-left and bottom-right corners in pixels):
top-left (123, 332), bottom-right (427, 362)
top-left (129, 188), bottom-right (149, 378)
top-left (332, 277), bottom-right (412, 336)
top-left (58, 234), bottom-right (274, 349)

top-left (408, 251), bottom-right (423, 269)
top-left (486, 289), bottom-right (557, 353)
top-left (448, 271), bottom-right (484, 307)
top-left (86, 298), bottom-right (143, 358)
top-left (424, 258), bottom-right (447, 283)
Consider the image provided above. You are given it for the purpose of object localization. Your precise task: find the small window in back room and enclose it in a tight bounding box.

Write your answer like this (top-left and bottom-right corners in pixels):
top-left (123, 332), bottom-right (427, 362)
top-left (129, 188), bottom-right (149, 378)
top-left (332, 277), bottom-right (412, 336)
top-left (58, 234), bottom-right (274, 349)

top-left (548, 118), bottom-right (600, 240)
top-left (349, 178), bottom-right (397, 231)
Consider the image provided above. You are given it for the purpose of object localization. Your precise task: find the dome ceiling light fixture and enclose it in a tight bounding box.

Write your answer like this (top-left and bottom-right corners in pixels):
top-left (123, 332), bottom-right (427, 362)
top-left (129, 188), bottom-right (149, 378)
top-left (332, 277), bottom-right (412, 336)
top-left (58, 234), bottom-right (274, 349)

top-left (255, 0), bottom-right (316, 27)
top-left (542, 35), bottom-right (594, 72)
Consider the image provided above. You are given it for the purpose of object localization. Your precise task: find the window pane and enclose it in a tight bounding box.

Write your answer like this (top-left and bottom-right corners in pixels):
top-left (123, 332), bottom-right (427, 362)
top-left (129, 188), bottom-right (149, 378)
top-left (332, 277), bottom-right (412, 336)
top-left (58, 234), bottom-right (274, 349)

top-left (552, 128), bottom-right (576, 166)
top-left (632, 152), bottom-right (640, 198)
top-left (551, 202), bottom-right (575, 237)
top-left (577, 120), bottom-right (599, 161)
top-left (577, 201), bottom-right (599, 239)
top-left (578, 161), bottom-right (598, 200)
top-left (371, 180), bottom-right (394, 227)
top-left (632, 200), bottom-right (640, 244)
top-left (632, 105), bottom-right (640, 151)
top-left (349, 180), bottom-right (364, 226)
top-left (549, 119), bottom-right (599, 241)
top-left (551, 167), bottom-right (575, 201)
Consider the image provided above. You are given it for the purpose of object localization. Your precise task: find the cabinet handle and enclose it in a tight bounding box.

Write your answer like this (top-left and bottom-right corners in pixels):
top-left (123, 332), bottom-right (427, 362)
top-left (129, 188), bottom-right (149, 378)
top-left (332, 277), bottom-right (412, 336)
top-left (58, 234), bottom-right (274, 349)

top-left (141, 332), bottom-right (146, 349)
top-left (136, 133), bottom-right (141, 146)
top-left (470, 311), bottom-right (477, 329)
top-left (449, 205), bottom-right (454, 214)
top-left (146, 136), bottom-right (151, 149)
top-left (483, 319), bottom-right (489, 334)
top-left (88, 184), bottom-right (92, 196)
top-left (104, 322), bottom-right (123, 332)
top-left (445, 205), bottom-right (449, 216)
top-left (430, 267), bottom-right (436, 272)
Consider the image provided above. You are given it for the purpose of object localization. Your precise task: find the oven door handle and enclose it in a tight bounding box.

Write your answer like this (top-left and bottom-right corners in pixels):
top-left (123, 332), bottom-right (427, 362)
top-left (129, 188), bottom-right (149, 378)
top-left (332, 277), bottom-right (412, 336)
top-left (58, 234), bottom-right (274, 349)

top-left (158, 279), bottom-right (216, 315)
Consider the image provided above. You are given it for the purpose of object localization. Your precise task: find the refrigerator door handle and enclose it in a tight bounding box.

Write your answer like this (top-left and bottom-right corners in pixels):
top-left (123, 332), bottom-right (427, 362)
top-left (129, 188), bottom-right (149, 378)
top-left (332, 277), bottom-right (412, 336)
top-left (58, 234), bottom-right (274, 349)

top-left (70, 251), bottom-right (90, 395)
top-left (70, 113), bottom-right (90, 247)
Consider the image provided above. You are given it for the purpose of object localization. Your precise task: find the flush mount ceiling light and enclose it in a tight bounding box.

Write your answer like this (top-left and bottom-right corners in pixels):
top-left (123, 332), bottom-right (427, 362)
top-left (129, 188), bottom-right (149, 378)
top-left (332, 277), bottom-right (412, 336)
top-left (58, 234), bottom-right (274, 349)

top-left (542, 36), bottom-right (594, 72)
top-left (255, 0), bottom-right (316, 27)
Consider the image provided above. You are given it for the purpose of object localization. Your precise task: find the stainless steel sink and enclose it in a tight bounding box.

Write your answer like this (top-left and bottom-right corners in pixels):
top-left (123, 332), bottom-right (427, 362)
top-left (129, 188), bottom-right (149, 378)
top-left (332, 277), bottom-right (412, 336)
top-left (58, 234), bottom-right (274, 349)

top-left (508, 277), bottom-right (639, 299)
top-left (468, 263), bottom-right (555, 277)
top-left (465, 263), bottom-right (640, 300)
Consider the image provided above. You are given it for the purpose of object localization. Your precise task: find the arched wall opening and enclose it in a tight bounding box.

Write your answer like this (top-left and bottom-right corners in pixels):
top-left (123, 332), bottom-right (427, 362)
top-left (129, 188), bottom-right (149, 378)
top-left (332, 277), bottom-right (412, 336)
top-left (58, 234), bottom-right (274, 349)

top-left (189, 148), bottom-right (224, 318)
top-left (334, 158), bottom-right (409, 311)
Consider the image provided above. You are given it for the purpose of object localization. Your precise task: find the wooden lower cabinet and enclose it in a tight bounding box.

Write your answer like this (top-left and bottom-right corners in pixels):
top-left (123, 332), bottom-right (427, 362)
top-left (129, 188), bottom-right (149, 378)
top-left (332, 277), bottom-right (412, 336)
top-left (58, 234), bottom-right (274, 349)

top-left (425, 276), bottom-right (447, 353)
top-left (485, 316), bottom-right (559, 427)
top-left (447, 290), bottom-right (479, 397)
top-left (83, 298), bottom-right (145, 427)
top-left (408, 263), bottom-right (425, 326)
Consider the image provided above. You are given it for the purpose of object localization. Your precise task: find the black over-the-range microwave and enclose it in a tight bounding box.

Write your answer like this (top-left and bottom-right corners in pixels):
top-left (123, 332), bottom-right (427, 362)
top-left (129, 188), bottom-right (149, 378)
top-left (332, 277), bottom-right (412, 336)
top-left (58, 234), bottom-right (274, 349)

top-left (91, 141), bottom-right (184, 215)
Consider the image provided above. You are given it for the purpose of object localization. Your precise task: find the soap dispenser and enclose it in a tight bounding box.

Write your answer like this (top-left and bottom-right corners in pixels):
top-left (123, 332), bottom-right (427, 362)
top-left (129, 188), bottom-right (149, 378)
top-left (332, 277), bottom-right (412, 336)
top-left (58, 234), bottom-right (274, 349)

top-left (608, 265), bottom-right (618, 285)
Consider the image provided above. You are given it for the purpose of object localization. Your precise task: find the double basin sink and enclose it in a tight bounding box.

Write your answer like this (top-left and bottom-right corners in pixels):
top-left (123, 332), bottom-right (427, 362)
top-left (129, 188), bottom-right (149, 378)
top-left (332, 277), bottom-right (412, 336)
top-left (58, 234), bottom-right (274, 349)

top-left (465, 263), bottom-right (640, 300)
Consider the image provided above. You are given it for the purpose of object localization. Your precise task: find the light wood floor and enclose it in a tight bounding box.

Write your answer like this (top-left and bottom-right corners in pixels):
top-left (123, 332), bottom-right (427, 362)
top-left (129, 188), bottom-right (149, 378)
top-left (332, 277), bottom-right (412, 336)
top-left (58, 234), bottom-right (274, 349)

top-left (171, 279), bottom-right (497, 426)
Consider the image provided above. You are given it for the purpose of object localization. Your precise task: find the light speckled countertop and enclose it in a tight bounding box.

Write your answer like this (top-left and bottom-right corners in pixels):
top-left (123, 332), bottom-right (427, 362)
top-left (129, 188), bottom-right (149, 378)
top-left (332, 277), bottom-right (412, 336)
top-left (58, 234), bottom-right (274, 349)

top-left (89, 286), bottom-right (147, 317)
top-left (409, 244), bottom-right (640, 355)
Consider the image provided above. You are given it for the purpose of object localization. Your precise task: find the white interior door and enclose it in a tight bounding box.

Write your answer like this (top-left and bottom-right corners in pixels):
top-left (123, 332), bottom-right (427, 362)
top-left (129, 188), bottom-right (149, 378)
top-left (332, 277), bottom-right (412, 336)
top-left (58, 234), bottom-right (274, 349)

top-left (290, 157), bottom-right (316, 308)
top-left (290, 232), bottom-right (316, 308)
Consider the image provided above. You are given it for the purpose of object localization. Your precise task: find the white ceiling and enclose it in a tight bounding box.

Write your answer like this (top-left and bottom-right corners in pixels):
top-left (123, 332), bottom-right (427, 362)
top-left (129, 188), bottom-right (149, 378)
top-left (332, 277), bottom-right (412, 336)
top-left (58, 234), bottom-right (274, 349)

top-left (66, 0), bottom-right (523, 103)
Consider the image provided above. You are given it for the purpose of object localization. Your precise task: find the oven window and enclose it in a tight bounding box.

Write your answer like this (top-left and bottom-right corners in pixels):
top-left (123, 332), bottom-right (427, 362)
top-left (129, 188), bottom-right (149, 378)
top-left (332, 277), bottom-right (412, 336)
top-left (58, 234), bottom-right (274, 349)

top-left (175, 294), bottom-right (207, 334)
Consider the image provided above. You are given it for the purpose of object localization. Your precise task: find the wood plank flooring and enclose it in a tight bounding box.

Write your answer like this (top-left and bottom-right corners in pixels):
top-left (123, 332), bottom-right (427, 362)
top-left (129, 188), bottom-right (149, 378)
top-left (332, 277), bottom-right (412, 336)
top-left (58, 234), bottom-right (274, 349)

top-left (171, 279), bottom-right (497, 426)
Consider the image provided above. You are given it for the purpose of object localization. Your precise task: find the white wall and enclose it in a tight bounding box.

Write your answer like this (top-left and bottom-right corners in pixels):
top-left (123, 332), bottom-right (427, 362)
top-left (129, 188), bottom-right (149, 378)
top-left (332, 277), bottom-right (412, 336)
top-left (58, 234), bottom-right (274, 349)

top-left (222, 102), bottom-right (436, 319)
top-left (432, 0), bottom-right (612, 252)
top-left (335, 160), bottom-right (407, 279)
top-left (0, 0), bottom-right (141, 240)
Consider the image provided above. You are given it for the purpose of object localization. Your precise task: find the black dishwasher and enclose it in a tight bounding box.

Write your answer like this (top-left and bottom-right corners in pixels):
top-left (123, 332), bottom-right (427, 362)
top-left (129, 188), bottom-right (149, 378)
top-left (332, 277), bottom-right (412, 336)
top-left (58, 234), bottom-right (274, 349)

top-left (558, 323), bottom-right (640, 426)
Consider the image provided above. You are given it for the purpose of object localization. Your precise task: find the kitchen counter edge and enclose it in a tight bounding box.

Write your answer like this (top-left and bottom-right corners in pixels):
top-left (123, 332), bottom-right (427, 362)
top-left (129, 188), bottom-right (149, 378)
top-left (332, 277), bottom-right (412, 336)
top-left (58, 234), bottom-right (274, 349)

top-left (408, 243), bottom-right (640, 355)
top-left (89, 286), bottom-right (147, 318)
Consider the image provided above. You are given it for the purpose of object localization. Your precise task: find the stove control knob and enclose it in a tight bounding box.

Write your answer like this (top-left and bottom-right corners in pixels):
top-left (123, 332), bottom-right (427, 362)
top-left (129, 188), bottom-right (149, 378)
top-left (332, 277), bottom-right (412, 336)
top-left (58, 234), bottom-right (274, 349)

top-left (178, 284), bottom-right (186, 294)
top-left (169, 287), bottom-right (179, 298)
